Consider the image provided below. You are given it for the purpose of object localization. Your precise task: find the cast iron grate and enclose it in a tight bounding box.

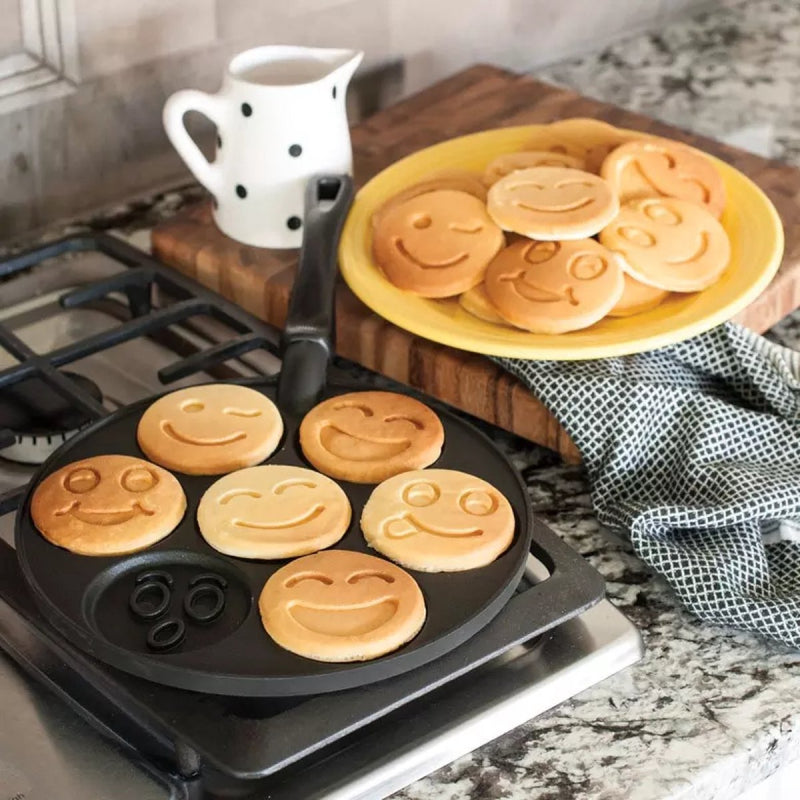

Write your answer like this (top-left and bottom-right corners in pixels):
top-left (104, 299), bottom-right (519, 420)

top-left (0, 233), bottom-right (280, 515)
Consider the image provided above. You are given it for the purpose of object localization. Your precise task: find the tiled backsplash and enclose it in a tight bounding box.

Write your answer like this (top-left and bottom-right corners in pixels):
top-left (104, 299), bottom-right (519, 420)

top-left (0, 0), bottom-right (714, 239)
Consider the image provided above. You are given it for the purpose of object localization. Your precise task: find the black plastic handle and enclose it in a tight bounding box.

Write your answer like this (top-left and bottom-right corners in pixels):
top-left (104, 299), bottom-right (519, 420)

top-left (277, 174), bottom-right (354, 415)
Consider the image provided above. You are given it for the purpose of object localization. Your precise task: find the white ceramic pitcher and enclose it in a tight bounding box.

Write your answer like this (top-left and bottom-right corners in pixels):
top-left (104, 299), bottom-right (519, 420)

top-left (163, 46), bottom-right (363, 249)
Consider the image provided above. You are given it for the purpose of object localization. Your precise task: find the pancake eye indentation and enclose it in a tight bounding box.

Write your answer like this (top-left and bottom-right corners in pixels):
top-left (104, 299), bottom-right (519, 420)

top-left (219, 489), bottom-right (262, 504)
top-left (285, 573), bottom-right (334, 588)
top-left (449, 222), bottom-right (483, 234)
top-left (402, 481), bottom-right (440, 507)
top-left (459, 489), bottom-right (499, 516)
top-left (412, 214), bottom-right (432, 229)
top-left (121, 467), bottom-right (158, 493)
top-left (347, 571), bottom-right (396, 584)
top-left (64, 467), bottom-right (100, 494)
top-left (274, 480), bottom-right (317, 494)
top-left (384, 414), bottom-right (424, 430)
top-left (332, 403), bottom-right (374, 417)
top-left (224, 407), bottom-right (262, 417)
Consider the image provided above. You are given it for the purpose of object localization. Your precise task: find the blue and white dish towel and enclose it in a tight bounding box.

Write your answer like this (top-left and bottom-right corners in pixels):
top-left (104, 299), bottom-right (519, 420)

top-left (495, 322), bottom-right (800, 649)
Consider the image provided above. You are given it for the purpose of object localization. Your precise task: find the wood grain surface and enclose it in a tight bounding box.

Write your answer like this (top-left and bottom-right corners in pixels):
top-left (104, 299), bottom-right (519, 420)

top-left (151, 65), bottom-right (797, 462)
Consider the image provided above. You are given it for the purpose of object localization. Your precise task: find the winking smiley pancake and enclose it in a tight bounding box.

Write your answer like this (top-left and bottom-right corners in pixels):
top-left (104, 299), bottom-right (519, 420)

top-left (137, 384), bottom-right (283, 475)
top-left (372, 189), bottom-right (505, 298)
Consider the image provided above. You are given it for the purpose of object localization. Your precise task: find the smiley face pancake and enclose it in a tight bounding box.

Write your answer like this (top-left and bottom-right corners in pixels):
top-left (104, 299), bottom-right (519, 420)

top-left (31, 455), bottom-right (186, 556)
top-left (482, 150), bottom-right (585, 187)
top-left (372, 189), bottom-right (505, 298)
top-left (487, 166), bottom-right (619, 240)
top-left (361, 469), bottom-right (515, 572)
top-left (599, 197), bottom-right (730, 292)
top-left (259, 550), bottom-right (426, 662)
top-left (299, 391), bottom-right (444, 483)
top-left (371, 170), bottom-right (487, 231)
top-left (137, 384), bottom-right (283, 475)
top-left (484, 239), bottom-right (624, 334)
top-left (601, 138), bottom-right (726, 218)
top-left (197, 465), bottom-right (350, 559)
top-left (607, 273), bottom-right (671, 318)
top-left (544, 118), bottom-right (644, 174)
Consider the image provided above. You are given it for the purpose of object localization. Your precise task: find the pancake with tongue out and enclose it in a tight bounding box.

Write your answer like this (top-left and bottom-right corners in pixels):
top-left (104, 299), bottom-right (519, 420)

top-left (360, 469), bottom-right (515, 572)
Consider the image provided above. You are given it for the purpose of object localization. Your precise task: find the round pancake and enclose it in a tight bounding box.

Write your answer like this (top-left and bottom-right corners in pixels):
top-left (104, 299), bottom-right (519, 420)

top-left (137, 384), bottom-right (283, 475)
top-left (607, 273), bottom-right (671, 317)
top-left (31, 454), bottom-right (186, 556)
top-left (372, 189), bottom-right (505, 298)
top-left (371, 169), bottom-right (487, 231)
top-left (259, 550), bottom-right (426, 662)
top-left (485, 239), bottom-right (624, 334)
top-left (458, 283), bottom-right (512, 326)
top-left (361, 469), bottom-right (515, 572)
top-left (601, 137), bottom-right (726, 218)
top-left (482, 150), bottom-right (585, 186)
top-left (299, 391), bottom-right (444, 483)
top-left (197, 465), bottom-right (351, 559)
top-left (599, 197), bottom-right (730, 292)
top-left (487, 166), bottom-right (619, 240)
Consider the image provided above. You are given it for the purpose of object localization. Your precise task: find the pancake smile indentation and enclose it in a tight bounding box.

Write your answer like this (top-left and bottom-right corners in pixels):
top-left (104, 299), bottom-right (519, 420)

top-left (394, 239), bottom-right (468, 269)
top-left (161, 421), bottom-right (246, 446)
top-left (320, 426), bottom-right (410, 460)
top-left (234, 505), bottom-right (325, 529)
top-left (666, 232), bottom-right (710, 265)
top-left (503, 277), bottom-right (577, 305)
top-left (514, 198), bottom-right (594, 213)
top-left (288, 599), bottom-right (398, 636)
top-left (384, 513), bottom-right (483, 539)
top-left (57, 501), bottom-right (152, 526)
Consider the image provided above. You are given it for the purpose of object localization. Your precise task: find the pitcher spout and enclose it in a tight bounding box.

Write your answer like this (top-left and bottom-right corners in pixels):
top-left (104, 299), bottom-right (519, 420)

top-left (329, 49), bottom-right (363, 86)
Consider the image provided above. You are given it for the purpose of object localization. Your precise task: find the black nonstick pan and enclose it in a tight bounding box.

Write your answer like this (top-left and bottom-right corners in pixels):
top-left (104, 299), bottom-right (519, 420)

top-left (15, 176), bottom-right (602, 697)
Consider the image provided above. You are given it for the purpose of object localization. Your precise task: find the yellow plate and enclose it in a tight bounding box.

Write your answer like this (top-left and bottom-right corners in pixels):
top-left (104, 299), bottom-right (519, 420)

top-left (339, 125), bottom-right (784, 360)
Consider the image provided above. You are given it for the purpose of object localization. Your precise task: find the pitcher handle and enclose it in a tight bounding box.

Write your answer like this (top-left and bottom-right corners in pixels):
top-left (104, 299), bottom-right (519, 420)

top-left (163, 89), bottom-right (225, 197)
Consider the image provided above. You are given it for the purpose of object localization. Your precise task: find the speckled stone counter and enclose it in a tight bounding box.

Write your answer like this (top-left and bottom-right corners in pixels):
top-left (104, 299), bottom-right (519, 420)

top-left (388, 2), bottom-right (800, 798)
top-left (4, 1), bottom-right (800, 797)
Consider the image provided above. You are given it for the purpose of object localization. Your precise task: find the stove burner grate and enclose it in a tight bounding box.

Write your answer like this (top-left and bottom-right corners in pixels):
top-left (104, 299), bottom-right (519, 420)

top-left (0, 233), bottom-right (278, 514)
top-left (0, 372), bottom-right (103, 464)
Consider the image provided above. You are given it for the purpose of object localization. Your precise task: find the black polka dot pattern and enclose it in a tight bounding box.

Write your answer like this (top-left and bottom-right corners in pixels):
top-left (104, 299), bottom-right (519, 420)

top-left (241, 103), bottom-right (252, 117)
top-left (216, 134), bottom-right (222, 148)
top-left (287, 216), bottom-right (302, 230)
top-left (332, 86), bottom-right (337, 99)
top-left (236, 184), bottom-right (247, 199)
top-left (288, 144), bottom-right (302, 157)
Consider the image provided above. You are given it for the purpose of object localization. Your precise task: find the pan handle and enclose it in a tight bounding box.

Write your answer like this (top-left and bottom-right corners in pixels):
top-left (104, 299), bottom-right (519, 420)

top-left (277, 174), bottom-right (354, 415)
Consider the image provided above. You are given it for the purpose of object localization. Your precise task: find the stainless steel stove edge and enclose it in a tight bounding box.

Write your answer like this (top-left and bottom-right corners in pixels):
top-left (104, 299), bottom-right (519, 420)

top-left (280, 598), bottom-right (644, 800)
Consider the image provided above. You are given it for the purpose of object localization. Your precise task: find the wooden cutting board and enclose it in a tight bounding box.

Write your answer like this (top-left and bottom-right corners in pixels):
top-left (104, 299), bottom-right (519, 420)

top-left (152, 64), bottom-right (799, 462)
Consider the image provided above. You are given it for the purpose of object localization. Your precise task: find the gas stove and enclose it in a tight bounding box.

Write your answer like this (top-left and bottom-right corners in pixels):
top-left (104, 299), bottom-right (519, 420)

top-left (0, 234), bottom-right (643, 799)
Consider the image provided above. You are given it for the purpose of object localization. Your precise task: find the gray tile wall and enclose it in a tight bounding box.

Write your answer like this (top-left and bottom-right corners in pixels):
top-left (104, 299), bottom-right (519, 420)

top-left (0, 0), bottom-right (715, 239)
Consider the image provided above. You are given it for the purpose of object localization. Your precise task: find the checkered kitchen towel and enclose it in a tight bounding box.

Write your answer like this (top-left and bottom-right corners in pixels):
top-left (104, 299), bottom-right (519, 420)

top-left (495, 322), bottom-right (800, 649)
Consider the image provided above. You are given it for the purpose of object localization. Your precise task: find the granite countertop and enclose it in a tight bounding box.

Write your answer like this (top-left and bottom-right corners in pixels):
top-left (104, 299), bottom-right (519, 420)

top-left (4, 0), bottom-right (800, 798)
